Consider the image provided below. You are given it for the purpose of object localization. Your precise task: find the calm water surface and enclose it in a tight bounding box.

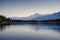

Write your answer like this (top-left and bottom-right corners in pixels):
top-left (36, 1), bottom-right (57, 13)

top-left (0, 23), bottom-right (60, 40)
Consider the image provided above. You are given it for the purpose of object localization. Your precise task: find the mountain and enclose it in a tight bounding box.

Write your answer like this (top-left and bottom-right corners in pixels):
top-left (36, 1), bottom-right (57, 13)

top-left (10, 11), bottom-right (60, 20)
top-left (10, 13), bottom-right (43, 20)
top-left (27, 13), bottom-right (43, 20)
top-left (10, 17), bottom-right (27, 20)
top-left (29, 12), bottom-right (60, 20)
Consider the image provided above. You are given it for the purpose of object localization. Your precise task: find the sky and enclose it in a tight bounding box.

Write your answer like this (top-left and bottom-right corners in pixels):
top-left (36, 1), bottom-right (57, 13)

top-left (0, 0), bottom-right (60, 17)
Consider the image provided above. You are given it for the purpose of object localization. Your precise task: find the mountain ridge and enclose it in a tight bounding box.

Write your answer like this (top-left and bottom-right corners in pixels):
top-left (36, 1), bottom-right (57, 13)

top-left (10, 11), bottom-right (60, 20)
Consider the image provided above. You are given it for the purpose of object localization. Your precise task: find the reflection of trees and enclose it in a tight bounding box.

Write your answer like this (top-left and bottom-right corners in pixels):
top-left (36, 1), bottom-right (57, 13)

top-left (0, 25), bottom-right (10, 31)
top-left (0, 25), bottom-right (6, 31)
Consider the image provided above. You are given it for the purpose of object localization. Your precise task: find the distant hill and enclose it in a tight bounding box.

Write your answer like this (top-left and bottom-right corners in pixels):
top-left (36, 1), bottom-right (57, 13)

top-left (10, 11), bottom-right (60, 20)
top-left (10, 17), bottom-right (26, 20)
top-left (26, 13), bottom-right (44, 20)
top-left (10, 13), bottom-right (44, 20)
top-left (30, 12), bottom-right (60, 20)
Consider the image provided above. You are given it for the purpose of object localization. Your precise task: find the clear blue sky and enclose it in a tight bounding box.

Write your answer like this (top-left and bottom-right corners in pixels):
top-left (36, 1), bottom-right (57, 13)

top-left (0, 0), bottom-right (60, 17)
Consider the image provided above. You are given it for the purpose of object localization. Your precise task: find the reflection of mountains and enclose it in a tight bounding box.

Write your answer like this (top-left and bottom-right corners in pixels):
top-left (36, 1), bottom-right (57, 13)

top-left (0, 24), bottom-right (60, 33)
top-left (29, 24), bottom-right (60, 33)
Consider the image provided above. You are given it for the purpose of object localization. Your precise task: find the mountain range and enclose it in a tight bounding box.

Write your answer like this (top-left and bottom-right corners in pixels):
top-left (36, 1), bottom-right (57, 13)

top-left (10, 12), bottom-right (60, 20)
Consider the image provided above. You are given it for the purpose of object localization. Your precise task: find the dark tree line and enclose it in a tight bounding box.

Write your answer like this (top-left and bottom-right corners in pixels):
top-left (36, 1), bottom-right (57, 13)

top-left (0, 15), bottom-right (10, 25)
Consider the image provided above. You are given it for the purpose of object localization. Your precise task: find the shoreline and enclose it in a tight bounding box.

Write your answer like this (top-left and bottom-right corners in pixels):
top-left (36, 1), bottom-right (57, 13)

top-left (0, 22), bottom-right (60, 25)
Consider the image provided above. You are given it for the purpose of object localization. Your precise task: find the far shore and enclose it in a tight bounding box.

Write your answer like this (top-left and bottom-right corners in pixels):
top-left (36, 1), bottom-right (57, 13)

top-left (0, 21), bottom-right (60, 25)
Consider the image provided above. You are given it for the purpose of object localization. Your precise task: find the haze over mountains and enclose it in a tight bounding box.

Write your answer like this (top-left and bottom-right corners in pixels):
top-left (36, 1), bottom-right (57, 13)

top-left (10, 12), bottom-right (60, 20)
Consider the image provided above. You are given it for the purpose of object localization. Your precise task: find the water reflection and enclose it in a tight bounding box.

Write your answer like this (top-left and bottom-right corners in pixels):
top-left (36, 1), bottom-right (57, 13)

top-left (0, 25), bottom-right (10, 31)
top-left (0, 23), bottom-right (60, 40)
top-left (0, 23), bottom-right (60, 32)
top-left (28, 23), bottom-right (60, 33)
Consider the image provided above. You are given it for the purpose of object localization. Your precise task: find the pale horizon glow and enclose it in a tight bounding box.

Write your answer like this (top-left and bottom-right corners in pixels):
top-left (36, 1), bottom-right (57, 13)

top-left (0, 0), bottom-right (60, 17)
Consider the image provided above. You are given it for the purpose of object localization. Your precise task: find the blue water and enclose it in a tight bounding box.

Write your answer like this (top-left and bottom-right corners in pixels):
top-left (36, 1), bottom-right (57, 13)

top-left (0, 23), bottom-right (60, 40)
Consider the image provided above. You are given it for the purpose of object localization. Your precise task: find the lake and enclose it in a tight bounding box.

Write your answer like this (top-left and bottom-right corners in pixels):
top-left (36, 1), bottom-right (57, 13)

top-left (0, 23), bottom-right (60, 40)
